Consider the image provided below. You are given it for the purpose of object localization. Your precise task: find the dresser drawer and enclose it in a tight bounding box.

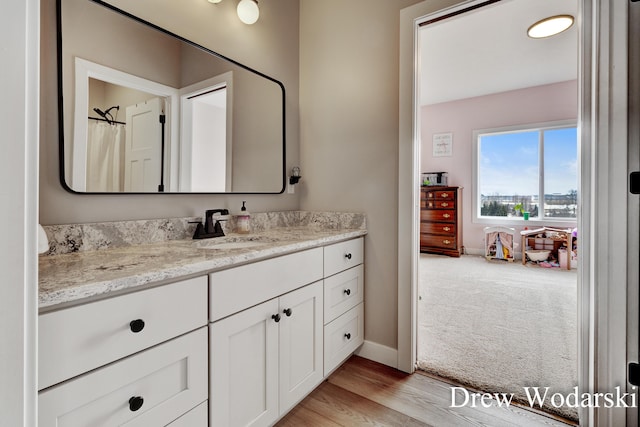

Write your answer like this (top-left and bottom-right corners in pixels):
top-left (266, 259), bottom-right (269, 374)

top-left (209, 248), bottom-right (323, 322)
top-left (425, 199), bottom-right (456, 209)
top-left (39, 327), bottom-right (208, 427)
top-left (324, 237), bottom-right (364, 277)
top-left (324, 303), bottom-right (364, 376)
top-left (39, 276), bottom-right (208, 390)
top-left (324, 264), bottom-right (364, 323)
top-left (420, 209), bottom-right (456, 223)
top-left (423, 189), bottom-right (455, 200)
top-left (420, 222), bottom-right (456, 236)
top-left (420, 234), bottom-right (458, 250)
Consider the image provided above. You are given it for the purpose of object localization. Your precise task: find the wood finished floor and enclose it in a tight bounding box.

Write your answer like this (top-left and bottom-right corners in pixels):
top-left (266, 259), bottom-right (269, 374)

top-left (276, 356), bottom-right (575, 427)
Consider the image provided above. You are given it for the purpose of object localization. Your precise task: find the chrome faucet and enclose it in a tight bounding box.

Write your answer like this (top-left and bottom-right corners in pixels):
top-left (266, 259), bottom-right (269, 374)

top-left (193, 209), bottom-right (229, 239)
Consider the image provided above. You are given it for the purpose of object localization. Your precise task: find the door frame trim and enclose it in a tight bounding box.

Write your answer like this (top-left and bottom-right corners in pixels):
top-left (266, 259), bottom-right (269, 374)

top-left (398, 0), bottom-right (630, 425)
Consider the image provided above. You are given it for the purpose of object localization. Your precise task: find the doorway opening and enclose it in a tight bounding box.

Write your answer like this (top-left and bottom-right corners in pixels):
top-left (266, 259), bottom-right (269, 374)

top-left (414, 0), bottom-right (579, 422)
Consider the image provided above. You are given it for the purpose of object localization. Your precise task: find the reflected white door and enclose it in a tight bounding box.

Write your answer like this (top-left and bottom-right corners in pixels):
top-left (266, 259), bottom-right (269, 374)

top-left (124, 97), bottom-right (163, 192)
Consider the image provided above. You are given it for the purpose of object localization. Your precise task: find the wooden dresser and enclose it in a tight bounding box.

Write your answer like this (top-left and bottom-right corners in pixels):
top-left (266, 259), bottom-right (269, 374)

top-left (420, 186), bottom-right (463, 257)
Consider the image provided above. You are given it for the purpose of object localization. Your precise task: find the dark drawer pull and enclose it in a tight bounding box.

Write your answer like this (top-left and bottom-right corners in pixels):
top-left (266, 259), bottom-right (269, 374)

top-left (129, 319), bottom-right (145, 333)
top-left (345, 253), bottom-right (352, 260)
top-left (129, 396), bottom-right (144, 412)
top-left (344, 289), bottom-right (351, 296)
top-left (283, 308), bottom-right (293, 317)
top-left (344, 333), bottom-right (351, 340)
top-left (272, 313), bottom-right (281, 323)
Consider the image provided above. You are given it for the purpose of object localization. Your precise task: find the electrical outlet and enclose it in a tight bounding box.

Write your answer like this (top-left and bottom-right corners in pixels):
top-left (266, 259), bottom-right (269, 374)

top-left (287, 178), bottom-right (295, 194)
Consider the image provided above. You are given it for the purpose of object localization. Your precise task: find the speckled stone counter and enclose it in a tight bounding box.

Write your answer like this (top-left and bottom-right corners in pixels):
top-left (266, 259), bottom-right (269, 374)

top-left (39, 212), bottom-right (367, 311)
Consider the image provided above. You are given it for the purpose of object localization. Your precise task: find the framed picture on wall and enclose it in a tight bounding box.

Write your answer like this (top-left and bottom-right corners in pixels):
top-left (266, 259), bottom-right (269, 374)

top-left (433, 132), bottom-right (453, 157)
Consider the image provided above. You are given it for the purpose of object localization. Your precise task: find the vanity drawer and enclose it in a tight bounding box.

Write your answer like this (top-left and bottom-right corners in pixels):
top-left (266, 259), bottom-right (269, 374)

top-left (39, 327), bottom-right (208, 427)
top-left (209, 247), bottom-right (323, 322)
top-left (324, 303), bottom-right (364, 376)
top-left (39, 276), bottom-right (208, 390)
top-left (324, 264), bottom-right (364, 323)
top-left (324, 237), bottom-right (364, 277)
top-left (167, 401), bottom-right (208, 426)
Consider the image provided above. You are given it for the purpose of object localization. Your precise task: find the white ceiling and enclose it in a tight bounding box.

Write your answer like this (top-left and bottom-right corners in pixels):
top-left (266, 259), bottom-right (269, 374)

top-left (419, 0), bottom-right (578, 106)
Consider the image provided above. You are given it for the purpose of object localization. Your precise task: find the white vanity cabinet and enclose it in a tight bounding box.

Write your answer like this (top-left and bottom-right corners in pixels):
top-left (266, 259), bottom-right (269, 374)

top-left (209, 248), bottom-right (324, 427)
top-left (209, 237), bottom-right (365, 427)
top-left (38, 276), bottom-right (209, 426)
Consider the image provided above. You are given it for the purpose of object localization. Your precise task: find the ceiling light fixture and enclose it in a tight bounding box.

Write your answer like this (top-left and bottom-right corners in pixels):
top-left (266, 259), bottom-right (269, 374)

top-left (237, 0), bottom-right (259, 25)
top-left (208, 0), bottom-right (222, 3)
top-left (527, 15), bottom-right (574, 38)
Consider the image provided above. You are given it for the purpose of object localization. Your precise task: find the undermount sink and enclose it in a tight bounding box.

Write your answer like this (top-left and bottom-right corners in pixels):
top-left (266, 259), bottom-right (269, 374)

top-left (193, 236), bottom-right (273, 250)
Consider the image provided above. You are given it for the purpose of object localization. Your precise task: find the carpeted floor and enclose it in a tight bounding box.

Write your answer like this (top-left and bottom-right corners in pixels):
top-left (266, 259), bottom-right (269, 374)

top-left (417, 253), bottom-right (578, 421)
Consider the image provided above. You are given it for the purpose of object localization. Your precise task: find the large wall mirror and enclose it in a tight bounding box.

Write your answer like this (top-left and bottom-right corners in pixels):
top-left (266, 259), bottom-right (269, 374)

top-left (58, 0), bottom-right (286, 193)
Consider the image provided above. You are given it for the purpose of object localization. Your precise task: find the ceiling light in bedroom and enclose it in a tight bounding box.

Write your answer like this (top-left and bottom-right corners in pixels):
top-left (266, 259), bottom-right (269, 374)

top-left (527, 15), bottom-right (574, 39)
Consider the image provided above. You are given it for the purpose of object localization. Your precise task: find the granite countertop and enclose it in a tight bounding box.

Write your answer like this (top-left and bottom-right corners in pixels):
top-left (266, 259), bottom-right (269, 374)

top-left (39, 226), bottom-right (367, 311)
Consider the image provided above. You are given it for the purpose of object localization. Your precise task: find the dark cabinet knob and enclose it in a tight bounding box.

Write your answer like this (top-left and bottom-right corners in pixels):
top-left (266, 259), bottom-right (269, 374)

top-left (345, 253), bottom-right (352, 260)
top-left (129, 319), bottom-right (145, 333)
top-left (344, 333), bottom-right (351, 340)
top-left (283, 308), bottom-right (293, 317)
top-left (272, 313), bottom-right (281, 323)
top-left (344, 289), bottom-right (351, 296)
top-left (129, 396), bottom-right (144, 412)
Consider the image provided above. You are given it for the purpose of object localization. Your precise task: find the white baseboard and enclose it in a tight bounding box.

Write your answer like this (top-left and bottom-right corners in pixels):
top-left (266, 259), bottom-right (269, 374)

top-left (355, 340), bottom-right (398, 369)
top-left (464, 247), bottom-right (484, 256)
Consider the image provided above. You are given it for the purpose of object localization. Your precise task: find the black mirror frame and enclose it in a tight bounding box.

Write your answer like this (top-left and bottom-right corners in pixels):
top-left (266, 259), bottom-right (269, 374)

top-left (56, 0), bottom-right (286, 195)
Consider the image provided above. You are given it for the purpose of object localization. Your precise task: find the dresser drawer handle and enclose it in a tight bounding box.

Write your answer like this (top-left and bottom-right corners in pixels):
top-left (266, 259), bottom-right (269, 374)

top-left (344, 333), bottom-right (352, 340)
top-left (344, 289), bottom-right (351, 296)
top-left (345, 253), bottom-right (352, 260)
top-left (129, 319), bottom-right (145, 333)
top-left (129, 396), bottom-right (144, 412)
top-left (441, 202), bottom-right (449, 207)
top-left (443, 226), bottom-right (451, 232)
top-left (442, 214), bottom-right (451, 219)
top-left (443, 240), bottom-right (451, 245)
top-left (441, 193), bottom-right (449, 198)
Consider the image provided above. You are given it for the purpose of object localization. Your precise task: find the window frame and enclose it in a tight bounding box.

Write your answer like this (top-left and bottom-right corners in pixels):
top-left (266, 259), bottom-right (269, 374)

top-left (471, 119), bottom-right (578, 226)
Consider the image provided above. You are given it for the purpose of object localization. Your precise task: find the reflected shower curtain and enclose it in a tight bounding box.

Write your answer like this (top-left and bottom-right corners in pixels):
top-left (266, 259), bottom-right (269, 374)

top-left (86, 121), bottom-right (126, 192)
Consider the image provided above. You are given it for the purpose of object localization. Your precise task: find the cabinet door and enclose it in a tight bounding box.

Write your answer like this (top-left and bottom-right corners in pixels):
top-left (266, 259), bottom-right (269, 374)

top-left (210, 298), bottom-right (279, 427)
top-left (278, 281), bottom-right (323, 413)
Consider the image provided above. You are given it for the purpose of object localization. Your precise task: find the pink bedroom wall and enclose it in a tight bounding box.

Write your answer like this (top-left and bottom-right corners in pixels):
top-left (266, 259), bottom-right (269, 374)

top-left (420, 80), bottom-right (578, 254)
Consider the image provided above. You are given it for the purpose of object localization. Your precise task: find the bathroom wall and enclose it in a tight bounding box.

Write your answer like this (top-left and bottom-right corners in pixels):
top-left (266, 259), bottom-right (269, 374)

top-left (420, 80), bottom-right (578, 253)
top-left (299, 0), bottom-right (423, 353)
top-left (40, 0), bottom-right (300, 224)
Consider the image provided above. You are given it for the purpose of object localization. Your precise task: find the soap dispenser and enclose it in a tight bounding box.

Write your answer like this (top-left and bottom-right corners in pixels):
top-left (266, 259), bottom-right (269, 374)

top-left (236, 201), bottom-right (251, 234)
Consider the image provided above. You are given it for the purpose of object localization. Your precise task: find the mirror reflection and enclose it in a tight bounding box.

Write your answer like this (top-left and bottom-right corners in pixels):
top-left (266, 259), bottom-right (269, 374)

top-left (59, 0), bottom-right (285, 193)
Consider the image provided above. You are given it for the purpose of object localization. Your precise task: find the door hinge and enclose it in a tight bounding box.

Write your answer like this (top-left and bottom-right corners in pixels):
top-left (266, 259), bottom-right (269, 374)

top-left (631, 171), bottom-right (640, 194)
top-left (629, 363), bottom-right (640, 386)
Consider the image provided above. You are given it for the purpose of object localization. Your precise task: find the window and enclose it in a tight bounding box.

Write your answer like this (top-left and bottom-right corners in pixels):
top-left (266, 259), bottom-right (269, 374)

top-left (475, 123), bottom-right (577, 221)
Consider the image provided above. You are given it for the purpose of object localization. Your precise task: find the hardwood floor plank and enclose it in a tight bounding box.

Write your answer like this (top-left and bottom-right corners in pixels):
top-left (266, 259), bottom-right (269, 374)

top-left (306, 382), bottom-right (431, 427)
top-left (329, 357), bottom-right (570, 427)
top-left (276, 399), bottom-right (343, 427)
top-left (277, 356), bottom-right (573, 427)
